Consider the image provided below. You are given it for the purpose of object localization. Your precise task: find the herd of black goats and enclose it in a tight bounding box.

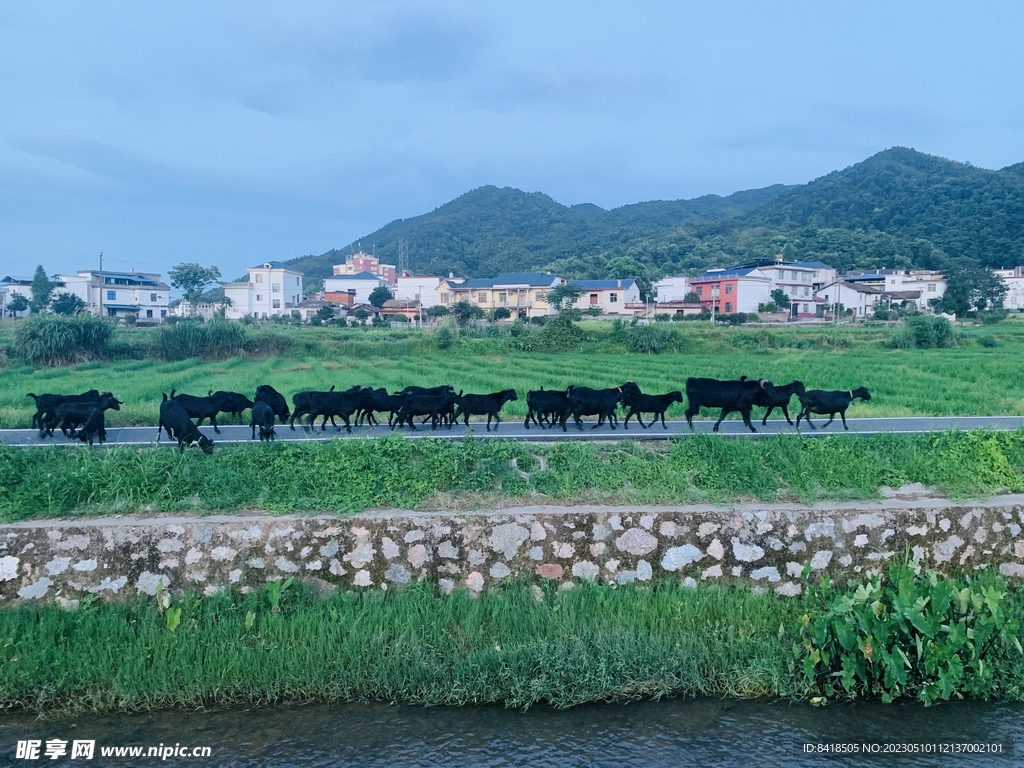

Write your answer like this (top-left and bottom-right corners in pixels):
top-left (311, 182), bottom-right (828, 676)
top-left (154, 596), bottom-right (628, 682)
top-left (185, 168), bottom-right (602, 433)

top-left (25, 378), bottom-right (872, 454)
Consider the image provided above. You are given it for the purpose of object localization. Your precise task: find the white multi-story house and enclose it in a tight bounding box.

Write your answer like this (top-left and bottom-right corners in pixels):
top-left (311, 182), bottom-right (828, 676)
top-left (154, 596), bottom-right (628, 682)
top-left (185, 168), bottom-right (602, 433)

top-left (59, 269), bottom-right (170, 323)
top-left (995, 267), bottom-right (1024, 311)
top-left (395, 275), bottom-right (445, 309)
top-left (756, 261), bottom-right (818, 307)
top-left (223, 262), bottom-right (304, 320)
top-left (323, 272), bottom-right (391, 305)
top-left (842, 270), bottom-right (946, 311)
top-left (815, 280), bottom-right (883, 318)
top-left (0, 275), bottom-right (34, 318)
top-left (570, 279), bottom-right (644, 316)
top-left (653, 276), bottom-right (691, 302)
top-left (792, 261), bottom-right (839, 290)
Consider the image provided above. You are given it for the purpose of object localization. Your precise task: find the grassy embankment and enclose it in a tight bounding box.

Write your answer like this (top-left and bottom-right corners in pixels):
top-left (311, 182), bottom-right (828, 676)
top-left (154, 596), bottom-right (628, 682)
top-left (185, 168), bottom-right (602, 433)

top-left (1, 320), bottom-right (1023, 429)
top-left (1, 564), bottom-right (1023, 714)
top-left (2, 430), bottom-right (1024, 521)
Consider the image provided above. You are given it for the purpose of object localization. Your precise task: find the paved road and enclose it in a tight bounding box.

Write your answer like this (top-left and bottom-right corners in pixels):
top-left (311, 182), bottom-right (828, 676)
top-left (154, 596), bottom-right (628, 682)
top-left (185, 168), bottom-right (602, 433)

top-left (2, 415), bottom-right (1023, 447)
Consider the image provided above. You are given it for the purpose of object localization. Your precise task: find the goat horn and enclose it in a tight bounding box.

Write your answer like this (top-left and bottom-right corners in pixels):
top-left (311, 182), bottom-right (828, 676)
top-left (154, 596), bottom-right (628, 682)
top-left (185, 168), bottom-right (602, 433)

top-left (758, 378), bottom-right (767, 389)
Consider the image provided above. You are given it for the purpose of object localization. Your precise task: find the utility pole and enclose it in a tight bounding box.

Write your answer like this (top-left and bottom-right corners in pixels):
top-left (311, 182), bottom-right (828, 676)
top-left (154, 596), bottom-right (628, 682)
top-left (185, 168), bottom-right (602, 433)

top-left (98, 252), bottom-right (103, 317)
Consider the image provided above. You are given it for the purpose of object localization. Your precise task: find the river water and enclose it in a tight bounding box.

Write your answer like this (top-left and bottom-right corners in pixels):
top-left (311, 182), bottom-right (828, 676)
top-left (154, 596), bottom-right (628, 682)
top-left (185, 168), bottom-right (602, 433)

top-left (1, 697), bottom-right (1019, 766)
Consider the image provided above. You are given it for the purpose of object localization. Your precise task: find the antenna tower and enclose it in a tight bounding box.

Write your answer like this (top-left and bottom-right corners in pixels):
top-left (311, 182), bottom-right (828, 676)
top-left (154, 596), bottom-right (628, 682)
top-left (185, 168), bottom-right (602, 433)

top-left (398, 238), bottom-right (409, 275)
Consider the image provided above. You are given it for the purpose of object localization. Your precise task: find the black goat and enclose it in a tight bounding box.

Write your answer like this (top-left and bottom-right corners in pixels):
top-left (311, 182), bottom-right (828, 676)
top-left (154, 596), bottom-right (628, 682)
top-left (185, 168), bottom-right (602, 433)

top-left (454, 389), bottom-right (518, 431)
top-left (250, 400), bottom-right (276, 441)
top-left (76, 407), bottom-right (109, 446)
top-left (49, 393), bottom-right (122, 438)
top-left (523, 388), bottom-right (570, 430)
top-left (255, 384), bottom-right (291, 423)
top-left (290, 386), bottom-right (338, 430)
top-left (208, 390), bottom-right (254, 422)
top-left (357, 388), bottom-right (404, 427)
top-left (796, 387), bottom-right (872, 430)
top-left (306, 386), bottom-right (375, 432)
top-left (397, 385), bottom-right (458, 427)
top-left (622, 390), bottom-right (683, 429)
top-left (565, 382), bottom-right (641, 431)
top-left (684, 377), bottom-right (774, 433)
top-left (393, 390), bottom-right (459, 431)
top-left (158, 394), bottom-right (214, 454)
top-left (27, 390), bottom-right (100, 436)
top-left (745, 378), bottom-right (805, 425)
top-left (168, 390), bottom-right (240, 434)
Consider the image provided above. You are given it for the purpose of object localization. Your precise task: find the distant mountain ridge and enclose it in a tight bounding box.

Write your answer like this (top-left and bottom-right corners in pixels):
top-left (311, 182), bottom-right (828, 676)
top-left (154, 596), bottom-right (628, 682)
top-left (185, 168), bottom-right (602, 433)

top-left (288, 148), bottom-right (1024, 290)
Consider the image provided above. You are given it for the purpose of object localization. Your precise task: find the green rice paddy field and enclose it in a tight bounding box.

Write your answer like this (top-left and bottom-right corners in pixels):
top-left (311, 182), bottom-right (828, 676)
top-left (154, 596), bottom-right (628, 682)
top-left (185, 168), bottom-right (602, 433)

top-left (0, 320), bottom-right (1022, 429)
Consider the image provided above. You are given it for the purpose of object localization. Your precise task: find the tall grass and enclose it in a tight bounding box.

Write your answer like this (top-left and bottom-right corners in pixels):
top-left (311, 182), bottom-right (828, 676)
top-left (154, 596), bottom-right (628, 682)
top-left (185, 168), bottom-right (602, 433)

top-left (0, 580), bottom-right (812, 713)
top-left (3, 573), bottom-right (1024, 715)
top-left (2, 430), bottom-right (1022, 520)
top-left (10, 315), bottom-right (114, 366)
top-left (158, 319), bottom-right (249, 361)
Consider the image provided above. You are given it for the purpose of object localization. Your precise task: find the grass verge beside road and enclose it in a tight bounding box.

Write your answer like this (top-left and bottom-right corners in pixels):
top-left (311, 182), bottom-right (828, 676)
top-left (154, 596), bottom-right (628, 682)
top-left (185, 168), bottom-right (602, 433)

top-left (2, 430), bottom-right (1024, 521)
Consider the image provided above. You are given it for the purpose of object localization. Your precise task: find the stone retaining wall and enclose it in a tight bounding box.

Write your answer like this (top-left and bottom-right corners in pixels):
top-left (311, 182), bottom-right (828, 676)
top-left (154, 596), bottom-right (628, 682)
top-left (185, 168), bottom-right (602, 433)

top-left (4, 495), bottom-right (1024, 607)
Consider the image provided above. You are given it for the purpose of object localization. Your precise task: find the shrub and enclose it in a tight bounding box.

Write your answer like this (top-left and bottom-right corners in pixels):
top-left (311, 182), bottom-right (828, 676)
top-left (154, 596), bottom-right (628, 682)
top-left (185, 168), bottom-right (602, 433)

top-left (624, 323), bottom-right (669, 354)
top-left (901, 315), bottom-right (956, 349)
top-left (977, 309), bottom-right (1009, 325)
top-left (795, 560), bottom-right (1021, 704)
top-left (11, 314), bottom-right (114, 366)
top-left (491, 307), bottom-right (512, 320)
top-left (977, 335), bottom-right (999, 348)
top-left (434, 326), bottom-right (456, 350)
top-left (158, 319), bottom-right (249, 361)
top-left (654, 313), bottom-right (671, 322)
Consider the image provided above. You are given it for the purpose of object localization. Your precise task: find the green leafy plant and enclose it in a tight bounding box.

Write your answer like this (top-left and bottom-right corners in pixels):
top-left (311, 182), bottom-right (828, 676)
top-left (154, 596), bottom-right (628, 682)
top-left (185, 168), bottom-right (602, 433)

top-left (794, 560), bottom-right (1021, 704)
top-left (266, 577), bottom-right (294, 613)
top-left (165, 606), bottom-right (182, 633)
top-left (11, 314), bottom-right (114, 366)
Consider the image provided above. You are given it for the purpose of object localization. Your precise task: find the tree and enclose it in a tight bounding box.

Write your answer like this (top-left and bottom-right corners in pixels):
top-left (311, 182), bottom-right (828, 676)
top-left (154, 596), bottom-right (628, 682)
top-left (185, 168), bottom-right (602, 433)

top-left (770, 288), bottom-right (791, 310)
top-left (50, 292), bottom-right (86, 316)
top-left (309, 305), bottom-right (335, 326)
top-left (584, 305), bottom-right (604, 316)
top-left (352, 308), bottom-right (370, 322)
top-left (426, 305), bottom-right (450, 318)
top-left (604, 256), bottom-right (653, 301)
top-left (938, 258), bottom-right (1008, 316)
top-left (29, 265), bottom-right (54, 314)
top-left (782, 243), bottom-right (797, 261)
top-left (368, 285), bottom-right (393, 309)
top-left (546, 284), bottom-right (584, 312)
top-left (451, 300), bottom-right (484, 326)
top-left (491, 306), bottom-right (511, 320)
top-left (169, 263), bottom-right (222, 315)
top-left (7, 292), bottom-right (29, 316)
top-left (683, 291), bottom-right (701, 304)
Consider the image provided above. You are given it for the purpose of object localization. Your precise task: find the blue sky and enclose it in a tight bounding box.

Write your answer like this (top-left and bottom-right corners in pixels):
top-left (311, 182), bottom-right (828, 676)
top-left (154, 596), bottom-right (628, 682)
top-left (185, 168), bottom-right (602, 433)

top-left (1, 1), bottom-right (1022, 281)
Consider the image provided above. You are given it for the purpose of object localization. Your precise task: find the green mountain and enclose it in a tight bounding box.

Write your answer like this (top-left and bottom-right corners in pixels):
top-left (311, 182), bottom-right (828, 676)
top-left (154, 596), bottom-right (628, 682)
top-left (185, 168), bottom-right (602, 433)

top-left (289, 148), bottom-right (1024, 289)
top-left (287, 184), bottom-right (794, 290)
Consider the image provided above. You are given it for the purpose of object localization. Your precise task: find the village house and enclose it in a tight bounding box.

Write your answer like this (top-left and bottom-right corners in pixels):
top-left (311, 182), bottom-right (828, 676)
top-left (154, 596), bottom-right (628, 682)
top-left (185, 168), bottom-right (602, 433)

top-left (379, 298), bottom-right (423, 324)
top-left (653, 275), bottom-right (691, 302)
top-left (815, 280), bottom-right (883, 318)
top-left (0, 275), bottom-right (37, 318)
top-left (569, 279), bottom-right (644, 316)
top-left (58, 269), bottom-right (169, 324)
top-left (995, 267), bottom-right (1024, 311)
top-left (332, 252), bottom-right (396, 285)
top-left (688, 267), bottom-right (772, 315)
top-left (436, 273), bottom-right (565, 318)
top-left (394, 275), bottom-right (446, 308)
top-left (322, 272), bottom-right (390, 305)
top-left (841, 270), bottom-right (946, 312)
top-left (223, 262), bottom-right (304, 320)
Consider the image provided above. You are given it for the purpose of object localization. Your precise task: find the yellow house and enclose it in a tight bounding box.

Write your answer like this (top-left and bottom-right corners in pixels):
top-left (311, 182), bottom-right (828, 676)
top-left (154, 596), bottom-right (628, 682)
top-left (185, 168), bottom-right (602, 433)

top-left (436, 273), bottom-right (565, 318)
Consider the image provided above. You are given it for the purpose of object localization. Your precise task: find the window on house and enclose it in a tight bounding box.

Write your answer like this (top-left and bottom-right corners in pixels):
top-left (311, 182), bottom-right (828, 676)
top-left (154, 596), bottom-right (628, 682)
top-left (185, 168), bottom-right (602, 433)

top-left (273, 299), bottom-right (281, 309)
top-left (724, 284), bottom-right (732, 294)
top-left (610, 293), bottom-right (618, 303)
top-left (803, 304), bottom-right (810, 313)
top-left (146, 310), bottom-right (153, 318)
top-left (590, 294), bottom-right (598, 305)
top-left (478, 293), bottom-right (487, 303)
top-left (498, 292), bottom-right (507, 304)
top-left (927, 283), bottom-right (936, 292)
top-left (255, 274), bottom-right (264, 283)
top-left (272, 283), bottom-right (280, 293)
top-left (441, 293), bottom-right (449, 304)
top-left (161, 310), bottom-right (166, 317)
top-left (696, 286), bottom-right (703, 296)
top-left (256, 294), bottom-right (262, 301)
top-left (150, 293), bottom-right (157, 302)
top-left (107, 290), bottom-right (116, 301)
top-left (535, 291), bottom-right (547, 301)
top-left (803, 287), bottom-right (809, 296)
top-left (725, 302), bottom-right (733, 313)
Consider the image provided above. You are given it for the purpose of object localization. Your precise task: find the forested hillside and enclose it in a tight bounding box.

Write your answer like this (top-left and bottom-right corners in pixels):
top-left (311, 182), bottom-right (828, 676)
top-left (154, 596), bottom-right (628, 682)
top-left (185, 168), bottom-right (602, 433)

top-left (289, 148), bottom-right (1024, 291)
